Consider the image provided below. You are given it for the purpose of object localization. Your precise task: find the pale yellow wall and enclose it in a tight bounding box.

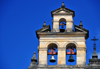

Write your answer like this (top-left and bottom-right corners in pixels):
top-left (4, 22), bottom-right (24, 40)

top-left (58, 48), bottom-right (66, 65)
top-left (53, 21), bottom-right (59, 32)
top-left (38, 50), bottom-right (47, 65)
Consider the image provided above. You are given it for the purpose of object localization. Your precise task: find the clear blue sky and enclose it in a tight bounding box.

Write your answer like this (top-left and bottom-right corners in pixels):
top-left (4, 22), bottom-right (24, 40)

top-left (0, 0), bottom-right (100, 69)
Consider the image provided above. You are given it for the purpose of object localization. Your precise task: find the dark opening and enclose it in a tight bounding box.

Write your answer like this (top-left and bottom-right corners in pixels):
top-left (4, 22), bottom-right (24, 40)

top-left (60, 29), bottom-right (65, 32)
top-left (47, 43), bottom-right (58, 65)
top-left (59, 22), bottom-right (66, 32)
top-left (66, 43), bottom-right (76, 65)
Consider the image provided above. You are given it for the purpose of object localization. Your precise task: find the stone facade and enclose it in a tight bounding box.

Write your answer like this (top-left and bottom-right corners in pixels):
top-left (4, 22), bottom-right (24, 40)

top-left (38, 32), bottom-right (86, 65)
top-left (53, 15), bottom-right (73, 32)
top-left (28, 2), bottom-right (100, 69)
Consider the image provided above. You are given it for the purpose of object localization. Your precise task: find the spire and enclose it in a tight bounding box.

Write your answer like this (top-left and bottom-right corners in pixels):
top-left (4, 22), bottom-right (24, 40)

top-left (43, 21), bottom-right (46, 27)
top-left (29, 52), bottom-right (37, 68)
top-left (88, 37), bottom-right (100, 66)
top-left (92, 50), bottom-right (98, 58)
top-left (61, 2), bottom-right (65, 8)
top-left (91, 36), bottom-right (98, 59)
top-left (31, 52), bottom-right (37, 65)
top-left (79, 21), bottom-right (83, 28)
top-left (31, 52), bottom-right (37, 62)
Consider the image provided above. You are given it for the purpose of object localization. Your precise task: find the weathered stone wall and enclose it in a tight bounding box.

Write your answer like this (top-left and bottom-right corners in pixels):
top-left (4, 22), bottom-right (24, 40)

top-left (52, 12), bottom-right (73, 32)
top-left (28, 65), bottom-right (100, 69)
top-left (38, 34), bottom-right (86, 65)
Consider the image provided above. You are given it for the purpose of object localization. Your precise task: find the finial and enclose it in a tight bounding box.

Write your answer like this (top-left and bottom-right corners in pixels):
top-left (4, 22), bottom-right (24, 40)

top-left (61, 2), bottom-right (65, 8)
top-left (34, 52), bottom-right (36, 54)
top-left (79, 21), bottom-right (83, 28)
top-left (43, 21), bottom-right (46, 27)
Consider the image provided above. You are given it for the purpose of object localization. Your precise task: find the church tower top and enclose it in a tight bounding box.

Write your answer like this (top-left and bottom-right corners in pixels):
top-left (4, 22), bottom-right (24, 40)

top-left (36, 2), bottom-right (89, 38)
top-left (51, 2), bottom-right (75, 17)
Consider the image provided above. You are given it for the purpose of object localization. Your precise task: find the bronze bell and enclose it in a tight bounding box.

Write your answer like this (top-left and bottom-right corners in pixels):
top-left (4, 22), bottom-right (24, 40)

top-left (68, 55), bottom-right (75, 62)
top-left (50, 55), bottom-right (56, 62)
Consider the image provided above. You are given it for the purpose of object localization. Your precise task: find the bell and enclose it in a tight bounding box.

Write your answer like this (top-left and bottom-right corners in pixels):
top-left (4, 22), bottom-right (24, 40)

top-left (50, 55), bottom-right (56, 62)
top-left (68, 55), bottom-right (75, 62)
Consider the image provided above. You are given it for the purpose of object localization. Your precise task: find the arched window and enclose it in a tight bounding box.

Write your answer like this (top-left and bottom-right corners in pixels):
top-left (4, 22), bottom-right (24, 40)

top-left (59, 18), bottom-right (66, 32)
top-left (66, 43), bottom-right (76, 65)
top-left (47, 43), bottom-right (58, 65)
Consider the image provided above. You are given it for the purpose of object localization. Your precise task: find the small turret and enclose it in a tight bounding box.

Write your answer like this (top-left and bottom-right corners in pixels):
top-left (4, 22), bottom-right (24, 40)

top-left (28, 52), bottom-right (37, 69)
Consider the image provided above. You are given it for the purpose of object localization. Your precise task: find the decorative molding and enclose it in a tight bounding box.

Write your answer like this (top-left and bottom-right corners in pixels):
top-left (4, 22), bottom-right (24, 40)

top-left (58, 47), bottom-right (66, 51)
top-left (45, 41), bottom-right (60, 49)
top-left (77, 47), bottom-right (86, 51)
top-left (38, 47), bottom-right (47, 51)
top-left (63, 41), bottom-right (78, 48)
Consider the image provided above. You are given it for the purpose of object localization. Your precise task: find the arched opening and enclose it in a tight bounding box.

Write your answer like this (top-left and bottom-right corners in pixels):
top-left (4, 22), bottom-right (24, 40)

top-left (47, 43), bottom-right (58, 65)
top-left (66, 43), bottom-right (77, 65)
top-left (59, 18), bottom-right (66, 32)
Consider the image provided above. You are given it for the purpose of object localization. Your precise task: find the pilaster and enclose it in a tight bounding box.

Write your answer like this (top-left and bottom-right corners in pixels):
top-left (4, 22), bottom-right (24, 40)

top-left (58, 47), bottom-right (66, 65)
top-left (66, 21), bottom-right (73, 32)
top-left (53, 21), bottom-right (59, 32)
top-left (38, 48), bottom-right (47, 65)
top-left (77, 47), bottom-right (86, 65)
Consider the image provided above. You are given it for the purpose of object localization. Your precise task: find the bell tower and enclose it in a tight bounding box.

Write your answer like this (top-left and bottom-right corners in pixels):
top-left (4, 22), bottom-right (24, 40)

top-left (28, 2), bottom-right (90, 69)
top-left (51, 2), bottom-right (74, 32)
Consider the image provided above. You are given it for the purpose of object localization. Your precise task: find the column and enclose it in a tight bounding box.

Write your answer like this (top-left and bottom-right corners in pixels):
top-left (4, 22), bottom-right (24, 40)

top-left (53, 21), bottom-right (59, 32)
top-left (77, 47), bottom-right (86, 65)
top-left (66, 21), bottom-right (73, 32)
top-left (38, 48), bottom-right (47, 65)
top-left (58, 47), bottom-right (66, 65)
